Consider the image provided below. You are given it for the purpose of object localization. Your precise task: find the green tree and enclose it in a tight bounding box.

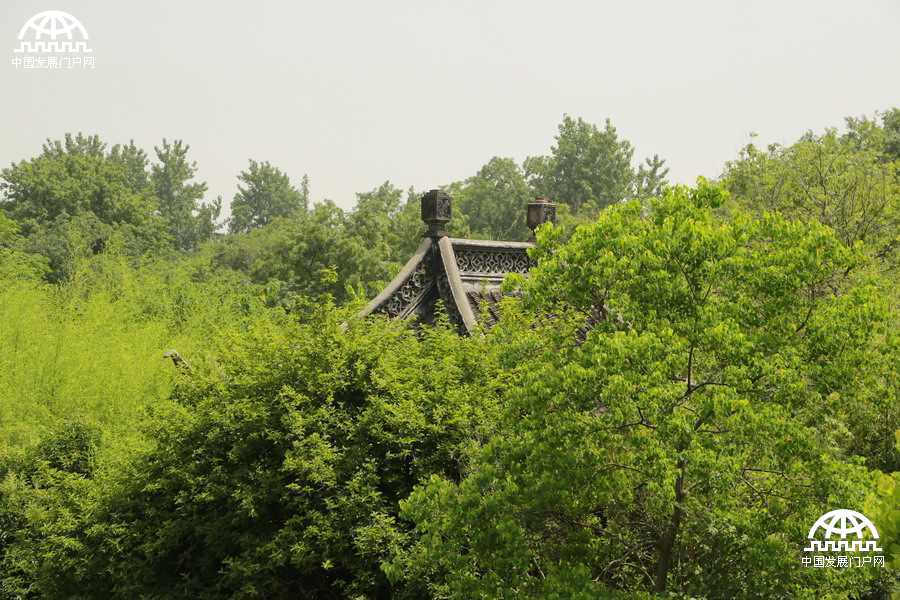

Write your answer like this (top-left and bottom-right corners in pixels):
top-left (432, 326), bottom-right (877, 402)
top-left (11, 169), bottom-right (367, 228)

top-left (347, 181), bottom-right (423, 264)
top-left (634, 153), bottom-right (670, 199)
top-left (300, 173), bottom-right (311, 212)
top-left (229, 160), bottom-right (305, 234)
top-left (0, 422), bottom-right (101, 598)
top-left (452, 157), bottom-right (531, 240)
top-left (151, 139), bottom-right (220, 250)
top-left (392, 182), bottom-right (896, 598)
top-left (724, 122), bottom-right (899, 269)
top-left (214, 191), bottom-right (411, 304)
top-left (108, 140), bottom-right (151, 192)
top-left (845, 107), bottom-right (900, 162)
top-left (1, 134), bottom-right (156, 231)
top-left (0, 133), bottom-right (169, 280)
top-left (525, 115), bottom-right (636, 213)
top-left (883, 107), bottom-right (900, 161)
top-left (0, 213), bottom-right (47, 281)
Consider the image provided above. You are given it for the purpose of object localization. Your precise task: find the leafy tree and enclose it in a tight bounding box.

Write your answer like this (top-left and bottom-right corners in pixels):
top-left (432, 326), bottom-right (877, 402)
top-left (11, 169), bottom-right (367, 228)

top-left (883, 107), bottom-right (900, 161)
top-left (229, 160), bottom-right (305, 234)
top-left (109, 140), bottom-right (152, 192)
top-left (634, 153), bottom-right (670, 199)
top-left (1, 134), bottom-right (157, 231)
top-left (868, 433), bottom-right (900, 573)
top-left (525, 115), bottom-right (636, 213)
top-left (217, 201), bottom-right (366, 301)
top-left (845, 107), bottom-right (900, 162)
top-left (151, 139), bottom-right (221, 250)
top-left (346, 181), bottom-right (422, 264)
top-left (0, 212), bottom-right (47, 280)
top-left (215, 182), bottom-right (426, 305)
top-left (0, 134), bottom-right (169, 280)
top-left (23, 212), bottom-right (118, 282)
top-left (300, 173), bottom-right (311, 213)
top-left (724, 122), bottom-right (900, 269)
top-left (451, 157), bottom-right (531, 241)
top-left (391, 182), bottom-right (896, 598)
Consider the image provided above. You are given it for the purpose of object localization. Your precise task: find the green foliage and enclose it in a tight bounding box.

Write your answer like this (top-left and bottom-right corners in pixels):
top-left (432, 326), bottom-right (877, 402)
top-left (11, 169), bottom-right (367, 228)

top-left (882, 108), bottom-right (900, 161)
top-left (0, 134), bottom-right (170, 280)
top-left (451, 157), bottom-right (532, 241)
top-left (1, 307), bottom-right (503, 598)
top-left (229, 160), bottom-right (305, 234)
top-left (0, 113), bottom-right (896, 599)
top-left (526, 115), bottom-right (636, 212)
top-left (346, 181), bottom-right (423, 265)
top-left (0, 134), bottom-right (155, 227)
top-left (0, 134), bottom-right (222, 278)
top-left (212, 183), bottom-right (423, 305)
top-left (0, 250), bottom-right (270, 453)
top-left (392, 181), bottom-right (897, 598)
top-left (868, 433), bottom-right (900, 572)
top-left (151, 139), bottom-right (221, 250)
top-left (0, 212), bottom-right (48, 280)
top-left (0, 422), bottom-right (101, 598)
top-left (635, 153), bottom-right (670, 199)
top-left (724, 118), bottom-right (900, 270)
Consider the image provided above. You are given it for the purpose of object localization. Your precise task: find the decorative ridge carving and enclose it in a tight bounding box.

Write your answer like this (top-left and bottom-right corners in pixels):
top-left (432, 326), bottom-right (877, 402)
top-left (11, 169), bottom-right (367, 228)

top-left (358, 237), bottom-right (433, 318)
top-left (454, 246), bottom-right (534, 276)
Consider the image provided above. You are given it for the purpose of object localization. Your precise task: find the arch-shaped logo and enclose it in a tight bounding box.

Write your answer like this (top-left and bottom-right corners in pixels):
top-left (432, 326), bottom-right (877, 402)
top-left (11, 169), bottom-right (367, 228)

top-left (14, 11), bottom-right (92, 54)
top-left (804, 509), bottom-right (883, 553)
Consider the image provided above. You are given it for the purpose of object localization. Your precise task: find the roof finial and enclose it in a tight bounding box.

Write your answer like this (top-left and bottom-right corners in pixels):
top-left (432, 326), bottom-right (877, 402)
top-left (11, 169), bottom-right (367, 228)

top-left (421, 189), bottom-right (451, 237)
top-left (527, 196), bottom-right (557, 240)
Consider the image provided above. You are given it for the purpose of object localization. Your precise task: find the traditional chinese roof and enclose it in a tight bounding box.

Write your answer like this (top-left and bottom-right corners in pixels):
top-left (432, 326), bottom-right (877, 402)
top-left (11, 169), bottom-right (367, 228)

top-left (358, 190), bottom-right (556, 334)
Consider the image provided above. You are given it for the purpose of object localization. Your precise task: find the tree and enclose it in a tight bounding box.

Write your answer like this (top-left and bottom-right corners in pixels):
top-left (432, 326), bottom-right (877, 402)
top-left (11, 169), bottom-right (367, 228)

top-left (453, 157), bottom-right (531, 241)
top-left (109, 141), bottom-right (151, 192)
top-left (724, 123), bottom-right (900, 269)
top-left (151, 139), bottom-right (220, 250)
top-left (845, 107), bottom-right (900, 162)
top-left (213, 181), bottom-right (426, 305)
top-left (634, 153), bottom-right (670, 199)
top-left (0, 133), bottom-right (169, 280)
top-left (229, 160), bottom-right (304, 234)
top-left (0, 212), bottom-right (47, 280)
top-left (883, 107), bottom-right (900, 161)
top-left (391, 182), bottom-right (896, 598)
top-left (1, 134), bottom-right (154, 230)
top-left (300, 173), bottom-right (311, 213)
top-left (343, 182), bottom-right (425, 288)
top-left (525, 115), bottom-right (636, 213)
top-left (0, 422), bottom-right (101, 597)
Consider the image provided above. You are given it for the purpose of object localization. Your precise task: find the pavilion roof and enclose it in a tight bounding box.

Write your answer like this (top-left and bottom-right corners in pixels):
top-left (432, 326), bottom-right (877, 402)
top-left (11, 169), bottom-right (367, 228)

top-left (358, 190), bottom-right (556, 334)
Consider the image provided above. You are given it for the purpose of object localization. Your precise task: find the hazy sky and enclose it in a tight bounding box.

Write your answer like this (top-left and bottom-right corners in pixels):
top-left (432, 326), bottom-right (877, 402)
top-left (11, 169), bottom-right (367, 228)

top-left (2, 0), bottom-right (898, 215)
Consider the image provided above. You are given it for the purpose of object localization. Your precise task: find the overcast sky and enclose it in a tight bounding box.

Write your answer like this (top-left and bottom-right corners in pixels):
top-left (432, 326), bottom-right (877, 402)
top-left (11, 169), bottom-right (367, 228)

top-left (2, 0), bottom-right (898, 215)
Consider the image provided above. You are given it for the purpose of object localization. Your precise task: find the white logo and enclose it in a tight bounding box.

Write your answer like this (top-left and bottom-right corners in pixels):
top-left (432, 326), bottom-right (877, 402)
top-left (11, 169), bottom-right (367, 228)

top-left (804, 509), bottom-right (883, 553)
top-left (10, 11), bottom-right (95, 70)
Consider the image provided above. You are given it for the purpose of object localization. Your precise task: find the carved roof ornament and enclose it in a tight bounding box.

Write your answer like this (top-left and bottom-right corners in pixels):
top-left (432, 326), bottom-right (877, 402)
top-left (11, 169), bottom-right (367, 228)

top-left (358, 189), bottom-right (557, 334)
top-left (527, 196), bottom-right (557, 240)
top-left (421, 189), bottom-right (452, 237)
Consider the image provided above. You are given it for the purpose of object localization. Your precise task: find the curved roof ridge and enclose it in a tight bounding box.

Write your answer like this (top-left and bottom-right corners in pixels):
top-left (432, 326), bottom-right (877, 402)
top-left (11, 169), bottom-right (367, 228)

top-left (358, 237), bottom-right (432, 318)
top-left (437, 236), bottom-right (479, 334)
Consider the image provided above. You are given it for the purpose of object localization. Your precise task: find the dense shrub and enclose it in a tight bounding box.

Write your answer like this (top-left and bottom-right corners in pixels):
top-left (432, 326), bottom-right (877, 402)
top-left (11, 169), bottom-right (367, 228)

top-left (0, 305), bottom-right (503, 598)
